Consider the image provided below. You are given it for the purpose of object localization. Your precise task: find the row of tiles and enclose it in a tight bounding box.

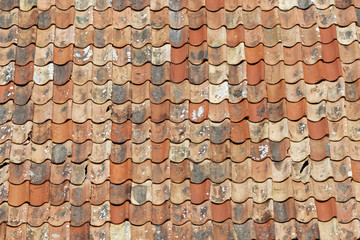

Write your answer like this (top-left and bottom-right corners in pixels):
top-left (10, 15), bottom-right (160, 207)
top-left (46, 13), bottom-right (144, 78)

top-left (0, 155), bottom-right (356, 185)
top-left (1, 116), bottom-right (359, 144)
top-left (4, 218), bottom-right (360, 240)
top-left (1, 0), bottom-right (359, 11)
top-left (0, 30), bottom-right (360, 66)
top-left (1, 4), bottom-right (360, 30)
top-left (2, 99), bottom-right (360, 129)
top-left (1, 20), bottom-right (360, 49)
top-left (1, 198), bottom-right (360, 227)
top-left (1, 134), bottom-right (358, 164)
top-left (1, 57), bottom-right (358, 87)
top-left (0, 41), bottom-right (354, 68)
top-left (2, 176), bottom-right (360, 206)
top-left (1, 40), bottom-right (358, 69)
top-left (2, 76), bottom-right (360, 107)
top-left (1, 218), bottom-right (359, 240)
top-left (1, 95), bottom-right (360, 123)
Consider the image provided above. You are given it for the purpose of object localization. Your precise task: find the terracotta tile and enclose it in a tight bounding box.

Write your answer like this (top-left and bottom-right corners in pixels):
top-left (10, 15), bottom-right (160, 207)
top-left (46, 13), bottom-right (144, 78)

top-left (94, 0), bottom-right (112, 10)
top-left (27, 224), bottom-right (51, 240)
top-left (14, 63), bottom-right (32, 86)
top-left (93, 8), bottom-right (113, 30)
top-left (0, 62), bottom-right (15, 85)
top-left (74, 0), bottom-right (93, 10)
top-left (55, 7), bottom-right (75, 29)
top-left (29, 181), bottom-right (50, 206)
top-left (91, 201), bottom-right (110, 226)
top-left (8, 182), bottom-right (29, 206)
top-left (27, 203), bottom-right (50, 227)
top-left (0, 0), bottom-right (18, 10)
top-left (38, 7), bottom-right (55, 29)
top-left (12, 101), bottom-right (33, 125)
top-left (171, 44), bottom-right (188, 65)
top-left (20, 1), bottom-right (38, 12)
top-left (30, 160), bottom-right (51, 184)
top-left (51, 121), bottom-right (71, 143)
top-left (31, 121), bottom-right (51, 145)
top-left (213, 220), bottom-right (236, 239)
top-left (224, 0), bottom-right (241, 10)
top-left (189, 101), bottom-right (208, 123)
top-left (169, 27), bottom-right (188, 48)
top-left (55, 0), bottom-right (73, 10)
top-left (0, 101), bottom-right (13, 124)
top-left (209, 45), bottom-right (228, 65)
top-left (189, 25), bottom-right (206, 46)
top-left (168, 9), bottom-right (187, 29)
top-left (9, 157), bottom-right (27, 181)
top-left (49, 181), bottom-right (69, 206)
top-left (50, 101), bottom-right (70, 124)
top-left (0, 0), bottom-right (359, 235)
top-left (188, 62), bottom-right (207, 85)
top-left (110, 180), bottom-right (131, 206)
top-left (128, 202), bottom-right (151, 225)
top-left (90, 223), bottom-right (110, 240)
top-left (150, 201), bottom-right (170, 224)
top-left (53, 80), bottom-right (73, 104)
top-left (49, 203), bottom-right (71, 227)
top-left (6, 224), bottom-right (27, 240)
top-left (14, 44), bottom-right (34, 66)
top-left (130, 159), bottom-right (151, 183)
top-left (13, 83), bottom-right (32, 107)
top-left (70, 223), bottom-right (90, 240)
top-left (132, 7), bottom-right (151, 29)
top-left (110, 159), bottom-right (132, 184)
top-left (50, 158), bottom-right (71, 184)
top-left (320, 25), bottom-right (337, 43)
top-left (111, 120), bottom-right (132, 143)
top-left (54, 27), bottom-right (75, 48)
top-left (254, 220), bottom-right (275, 240)
top-left (31, 82), bottom-right (51, 105)
top-left (0, 27), bottom-right (17, 48)
top-left (205, 0), bottom-right (224, 11)
top-left (71, 202), bottom-right (91, 226)
top-left (53, 45), bottom-right (73, 65)
top-left (131, 63), bottom-right (151, 85)
top-left (170, 201), bottom-right (191, 226)
top-left (74, 6), bottom-right (93, 29)
top-left (8, 203), bottom-right (28, 226)
top-left (208, 101), bottom-right (228, 122)
top-left (74, 26), bottom-right (94, 48)
top-left (149, 101), bottom-right (168, 123)
top-left (315, 198), bottom-right (337, 222)
top-left (169, 160), bottom-right (189, 183)
top-left (0, 9), bottom-right (18, 29)
top-left (88, 160), bottom-right (110, 184)
top-left (150, 63), bottom-right (169, 85)
top-left (188, 8), bottom-right (206, 29)
top-left (49, 223), bottom-right (70, 239)
top-left (191, 201), bottom-right (213, 225)
top-left (37, 0), bottom-right (55, 10)
top-left (18, 8), bottom-right (38, 29)
top-left (307, 118), bottom-right (329, 140)
top-left (262, 7), bottom-right (279, 28)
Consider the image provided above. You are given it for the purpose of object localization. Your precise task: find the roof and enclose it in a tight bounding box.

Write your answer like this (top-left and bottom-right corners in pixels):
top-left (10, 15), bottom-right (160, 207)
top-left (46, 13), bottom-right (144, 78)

top-left (0, 0), bottom-right (360, 239)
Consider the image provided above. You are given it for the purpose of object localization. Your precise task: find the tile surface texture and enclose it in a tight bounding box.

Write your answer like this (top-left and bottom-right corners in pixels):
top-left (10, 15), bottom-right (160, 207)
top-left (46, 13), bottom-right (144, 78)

top-left (0, 0), bottom-right (360, 239)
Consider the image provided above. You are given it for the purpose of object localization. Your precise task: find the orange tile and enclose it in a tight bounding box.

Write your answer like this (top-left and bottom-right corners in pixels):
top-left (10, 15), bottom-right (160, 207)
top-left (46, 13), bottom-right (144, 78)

top-left (29, 182), bottom-right (50, 206)
top-left (53, 45), bottom-right (73, 65)
top-left (189, 25), bottom-right (207, 46)
top-left (8, 182), bottom-right (29, 206)
top-left (315, 198), bottom-right (337, 222)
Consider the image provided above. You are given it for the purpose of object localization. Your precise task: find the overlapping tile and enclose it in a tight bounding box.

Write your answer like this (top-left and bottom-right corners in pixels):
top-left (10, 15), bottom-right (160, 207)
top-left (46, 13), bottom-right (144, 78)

top-left (0, 0), bottom-right (360, 239)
